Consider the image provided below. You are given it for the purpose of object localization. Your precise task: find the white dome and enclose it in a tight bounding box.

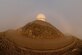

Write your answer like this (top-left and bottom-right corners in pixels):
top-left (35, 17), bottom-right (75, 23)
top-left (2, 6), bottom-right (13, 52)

top-left (36, 13), bottom-right (46, 21)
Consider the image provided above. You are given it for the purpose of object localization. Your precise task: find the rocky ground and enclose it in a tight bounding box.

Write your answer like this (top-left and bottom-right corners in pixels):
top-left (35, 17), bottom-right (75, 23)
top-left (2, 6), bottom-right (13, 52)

top-left (0, 31), bottom-right (82, 55)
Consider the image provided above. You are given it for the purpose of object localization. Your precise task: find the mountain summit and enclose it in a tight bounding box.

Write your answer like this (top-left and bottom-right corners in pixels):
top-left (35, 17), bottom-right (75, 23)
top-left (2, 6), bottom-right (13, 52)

top-left (21, 20), bottom-right (64, 39)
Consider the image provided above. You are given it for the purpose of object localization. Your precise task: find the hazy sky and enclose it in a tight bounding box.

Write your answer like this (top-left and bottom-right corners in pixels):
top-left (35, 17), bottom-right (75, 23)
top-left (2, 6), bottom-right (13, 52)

top-left (0, 0), bottom-right (82, 38)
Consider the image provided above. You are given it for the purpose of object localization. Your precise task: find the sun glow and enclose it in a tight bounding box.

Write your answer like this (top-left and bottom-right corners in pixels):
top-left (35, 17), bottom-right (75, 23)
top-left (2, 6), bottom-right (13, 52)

top-left (36, 13), bottom-right (46, 21)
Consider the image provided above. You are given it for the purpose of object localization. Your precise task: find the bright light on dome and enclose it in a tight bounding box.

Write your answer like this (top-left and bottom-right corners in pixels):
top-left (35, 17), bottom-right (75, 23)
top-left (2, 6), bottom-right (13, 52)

top-left (36, 13), bottom-right (46, 21)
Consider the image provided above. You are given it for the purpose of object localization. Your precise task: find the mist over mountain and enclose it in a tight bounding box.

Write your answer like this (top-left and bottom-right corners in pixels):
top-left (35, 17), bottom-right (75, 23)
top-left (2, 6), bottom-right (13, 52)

top-left (0, 0), bottom-right (82, 39)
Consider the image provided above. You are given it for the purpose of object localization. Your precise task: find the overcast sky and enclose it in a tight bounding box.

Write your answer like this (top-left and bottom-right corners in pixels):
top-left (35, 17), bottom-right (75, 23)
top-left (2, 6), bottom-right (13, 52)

top-left (0, 0), bottom-right (82, 38)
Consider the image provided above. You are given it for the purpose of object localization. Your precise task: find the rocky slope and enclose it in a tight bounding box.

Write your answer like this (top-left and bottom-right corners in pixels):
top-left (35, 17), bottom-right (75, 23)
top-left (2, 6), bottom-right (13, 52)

top-left (0, 20), bottom-right (82, 55)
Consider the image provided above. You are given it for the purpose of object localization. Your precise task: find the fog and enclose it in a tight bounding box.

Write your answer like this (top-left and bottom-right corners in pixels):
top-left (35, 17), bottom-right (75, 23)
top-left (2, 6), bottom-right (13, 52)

top-left (0, 0), bottom-right (82, 39)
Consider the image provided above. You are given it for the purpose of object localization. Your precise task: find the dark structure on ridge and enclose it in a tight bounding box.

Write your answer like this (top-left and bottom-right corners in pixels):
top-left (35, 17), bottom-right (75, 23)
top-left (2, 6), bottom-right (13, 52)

top-left (0, 20), bottom-right (82, 55)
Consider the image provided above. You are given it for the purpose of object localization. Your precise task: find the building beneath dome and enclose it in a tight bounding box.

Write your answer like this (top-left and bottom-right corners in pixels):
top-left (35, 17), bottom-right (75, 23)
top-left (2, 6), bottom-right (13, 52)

top-left (0, 16), bottom-right (82, 55)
